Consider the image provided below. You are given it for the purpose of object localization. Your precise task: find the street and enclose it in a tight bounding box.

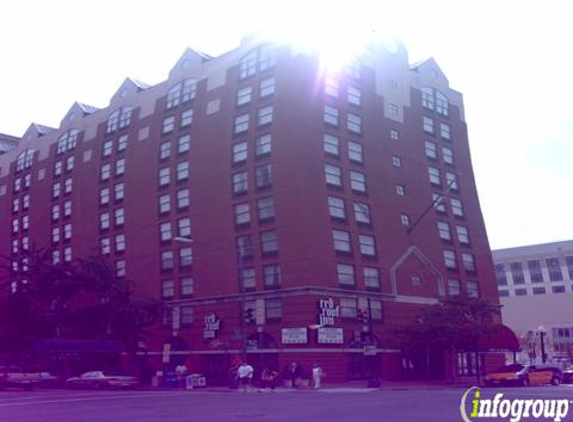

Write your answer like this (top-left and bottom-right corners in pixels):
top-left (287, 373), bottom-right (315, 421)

top-left (2, 386), bottom-right (573, 422)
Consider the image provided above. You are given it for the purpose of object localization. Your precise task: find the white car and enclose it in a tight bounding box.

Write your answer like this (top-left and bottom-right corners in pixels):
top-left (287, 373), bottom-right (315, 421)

top-left (65, 371), bottom-right (138, 389)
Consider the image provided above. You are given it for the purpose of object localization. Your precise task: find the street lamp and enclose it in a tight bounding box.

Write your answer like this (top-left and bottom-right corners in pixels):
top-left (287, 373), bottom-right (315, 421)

top-left (538, 325), bottom-right (548, 364)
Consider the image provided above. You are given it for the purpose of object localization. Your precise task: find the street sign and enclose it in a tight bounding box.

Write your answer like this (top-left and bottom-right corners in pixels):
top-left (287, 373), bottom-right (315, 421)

top-left (281, 328), bottom-right (308, 344)
top-left (317, 327), bottom-right (344, 344)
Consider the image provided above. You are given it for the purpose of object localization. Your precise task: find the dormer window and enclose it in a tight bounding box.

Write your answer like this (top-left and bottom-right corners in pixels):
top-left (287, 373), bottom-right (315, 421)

top-left (239, 45), bottom-right (277, 79)
top-left (16, 149), bottom-right (36, 171)
top-left (107, 106), bottom-right (133, 134)
top-left (166, 78), bottom-right (198, 109)
top-left (57, 130), bottom-right (79, 154)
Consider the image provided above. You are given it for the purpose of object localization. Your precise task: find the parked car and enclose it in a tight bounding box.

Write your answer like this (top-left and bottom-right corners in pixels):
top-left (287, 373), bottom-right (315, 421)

top-left (561, 368), bottom-right (573, 384)
top-left (0, 367), bottom-right (40, 390)
top-left (484, 364), bottom-right (562, 387)
top-left (65, 371), bottom-right (138, 389)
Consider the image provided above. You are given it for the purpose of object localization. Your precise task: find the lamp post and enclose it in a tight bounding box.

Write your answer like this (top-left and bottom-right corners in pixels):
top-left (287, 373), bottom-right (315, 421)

top-left (538, 325), bottom-right (548, 364)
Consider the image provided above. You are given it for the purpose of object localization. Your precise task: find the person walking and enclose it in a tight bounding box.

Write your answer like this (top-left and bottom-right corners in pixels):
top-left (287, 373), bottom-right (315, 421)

top-left (236, 361), bottom-right (254, 392)
top-left (312, 363), bottom-right (324, 389)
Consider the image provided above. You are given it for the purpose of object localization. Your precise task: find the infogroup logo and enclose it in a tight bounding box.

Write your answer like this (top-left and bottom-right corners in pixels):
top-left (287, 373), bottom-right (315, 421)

top-left (460, 387), bottom-right (570, 422)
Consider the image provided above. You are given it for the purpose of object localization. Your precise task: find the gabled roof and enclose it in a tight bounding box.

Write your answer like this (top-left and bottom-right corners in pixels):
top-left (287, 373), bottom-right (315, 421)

top-left (410, 57), bottom-right (450, 86)
top-left (22, 123), bottom-right (55, 140)
top-left (60, 102), bottom-right (101, 127)
top-left (109, 77), bottom-right (149, 107)
top-left (168, 47), bottom-right (210, 80)
top-left (77, 102), bottom-right (100, 115)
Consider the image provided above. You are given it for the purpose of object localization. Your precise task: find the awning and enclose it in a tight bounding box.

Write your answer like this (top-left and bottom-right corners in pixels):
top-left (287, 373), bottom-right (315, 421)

top-left (477, 324), bottom-right (519, 352)
top-left (33, 339), bottom-right (118, 354)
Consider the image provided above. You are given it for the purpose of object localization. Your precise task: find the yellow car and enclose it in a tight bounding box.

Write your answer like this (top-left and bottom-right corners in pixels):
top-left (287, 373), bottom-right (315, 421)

top-left (484, 364), bottom-right (562, 387)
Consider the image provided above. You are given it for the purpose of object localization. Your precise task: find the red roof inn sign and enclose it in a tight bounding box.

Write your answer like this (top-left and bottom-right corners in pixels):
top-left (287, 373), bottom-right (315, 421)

top-left (203, 313), bottom-right (221, 339)
top-left (318, 298), bottom-right (340, 326)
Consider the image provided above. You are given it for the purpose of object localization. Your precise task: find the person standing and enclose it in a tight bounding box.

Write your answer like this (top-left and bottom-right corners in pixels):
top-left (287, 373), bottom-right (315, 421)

top-left (288, 362), bottom-right (300, 388)
top-left (236, 361), bottom-right (254, 392)
top-left (260, 367), bottom-right (278, 391)
top-left (312, 363), bottom-right (324, 389)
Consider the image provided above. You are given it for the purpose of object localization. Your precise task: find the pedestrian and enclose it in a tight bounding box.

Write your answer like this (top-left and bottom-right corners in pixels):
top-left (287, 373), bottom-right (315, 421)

top-left (236, 361), bottom-right (254, 392)
top-left (260, 367), bottom-right (278, 391)
top-left (175, 363), bottom-right (188, 389)
top-left (288, 362), bottom-right (300, 388)
top-left (312, 362), bottom-right (324, 389)
top-left (229, 357), bottom-right (242, 389)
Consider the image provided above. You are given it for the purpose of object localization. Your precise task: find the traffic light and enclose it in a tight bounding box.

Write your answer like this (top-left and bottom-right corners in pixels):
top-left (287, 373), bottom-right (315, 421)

top-left (244, 308), bottom-right (255, 325)
top-left (357, 308), bottom-right (368, 324)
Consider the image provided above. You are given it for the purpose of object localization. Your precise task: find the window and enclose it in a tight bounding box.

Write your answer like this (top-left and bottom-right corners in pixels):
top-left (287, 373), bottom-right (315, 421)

top-left (423, 116), bottom-right (434, 134)
top-left (11, 219), bottom-right (18, 235)
top-left (350, 171), bottom-right (366, 192)
top-left (12, 198), bottom-right (19, 213)
top-left (63, 201), bottom-right (72, 217)
top-left (498, 290), bottom-right (509, 297)
top-left (100, 238), bottom-right (111, 255)
top-left (323, 134), bottom-right (339, 156)
top-left (177, 135), bottom-right (191, 154)
top-left (396, 185), bottom-right (406, 196)
top-left (161, 251), bottom-right (174, 270)
top-left (114, 182), bottom-right (125, 201)
top-left (102, 140), bottom-right (113, 157)
top-left (337, 264), bottom-right (355, 286)
top-left (451, 198), bottom-right (464, 217)
top-left (387, 103), bottom-right (399, 115)
top-left (325, 164), bottom-right (342, 187)
top-left (369, 300), bottom-right (383, 321)
top-left (115, 234), bottom-right (126, 252)
top-left (54, 160), bottom-right (63, 176)
top-left (64, 178), bottom-right (73, 194)
top-left (117, 135), bottom-right (128, 152)
top-left (158, 168), bottom-right (170, 187)
top-left (52, 182), bottom-right (61, 199)
top-left (236, 86), bottom-right (252, 106)
top-left (52, 227), bottom-right (60, 243)
top-left (446, 172), bottom-right (458, 190)
top-left (265, 298), bottom-right (282, 320)
top-left (509, 262), bottom-right (525, 284)
top-left (257, 105), bottom-right (273, 126)
top-left (421, 87), bottom-right (434, 110)
top-left (21, 215), bottom-right (29, 231)
top-left (240, 50), bottom-right (257, 79)
top-left (348, 141), bottom-right (363, 163)
top-left (359, 235), bottom-right (376, 257)
top-left (328, 196), bottom-right (346, 219)
top-left (552, 286), bottom-right (566, 294)
top-left (347, 113), bottom-right (362, 134)
top-left (467, 281), bottom-right (479, 298)
top-left (324, 76), bottom-right (338, 96)
top-left (181, 109), bottom-right (194, 127)
top-left (257, 197), bottom-right (275, 221)
top-left (363, 267), bottom-right (380, 289)
top-left (440, 123), bottom-right (451, 140)
top-left (101, 163), bottom-right (111, 181)
top-left (565, 256), bottom-right (573, 279)
top-left (166, 78), bottom-right (197, 109)
top-left (437, 221), bottom-right (451, 241)
top-left (66, 156), bottom-right (75, 171)
top-left (456, 226), bottom-right (470, 244)
top-left (179, 247), bottom-right (193, 267)
top-left (64, 247), bottom-right (72, 263)
top-left (234, 203), bottom-right (251, 225)
top-left (240, 45), bottom-right (276, 79)
top-left (354, 202), bottom-right (371, 225)
top-left (515, 288), bottom-right (527, 296)
top-left (442, 147), bottom-right (454, 165)
top-left (428, 167), bottom-right (441, 186)
top-left (401, 213), bottom-right (410, 226)
top-left (57, 130), bottom-right (79, 153)
top-left (392, 155), bottom-right (402, 167)
top-left (162, 280), bottom-right (175, 300)
top-left (181, 306), bottom-right (194, 326)
top-left (241, 268), bottom-right (256, 289)
top-left (260, 231), bottom-right (278, 254)
top-left (24, 174), bottom-right (31, 188)
top-left (436, 91), bottom-right (449, 116)
top-left (444, 250), bottom-right (457, 269)
top-left (264, 264), bottom-right (281, 288)
top-left (527, 260), bottom-right (544, 283)
top-left (260, 77), bottom-right (275, 97)
top-left (13, 178), bottom-right (21, 192)
top-left (425, 141), bottom-right (437, 159)
top-left (237, 235), bottom-right (254, 259)
top-left (181, 277), bottom-right (194, 297)
top-left (255, 164), bottom-right (272, 188)
top-left (162, 116), bottom-right (175, 134)
top-left (177, 189), bottom-right (189, 209)
top-left (340, 297), bottom-right (357, 318)
top-left (16, 149), bottom-right (35, 171)
top-left (233, 171), bottom-right (248, 194)
top-left (114, 208), bottom-right (125, 226)
top-left (233, 142), bottom-right (248, 163)
top-left (234, 114), bottom-right (249, 134)
top-left (160, 222), bottom-right (172, 242)
top-left (178, 218), bottom-right (192, 238)
top-left (159, 142), bottom-right (171, 160)
top-left (448, 279), bottom-right (461, 296)
top-left (324, 105), bottom-right (339, 126)
top-left (115, 158), bottom-right (125, 176)
top-left (100, 188), bottom-right (110, 205)
top-left (390, 129), bottom-right (399, 140)
top-left (347, 86), bottom-right (361, 106)
top-left (333, 230), bottom-right (351, 253)
top-left (255, 134), bottom-right (271, 156)
top-left (547, 258), bottom-right (563, 281)
top-left (462, 253), bottom-right (476, 272)
top-left (176, 161), bottom-right (189, 182)
top-left (495, 264), bottom-right (508, 286)
top-left (22, 194), bottom-right (29, 210)
top-left (62, 223), bottom-right (72, 240)
top-left (52, 250), bottom-right (60, 264)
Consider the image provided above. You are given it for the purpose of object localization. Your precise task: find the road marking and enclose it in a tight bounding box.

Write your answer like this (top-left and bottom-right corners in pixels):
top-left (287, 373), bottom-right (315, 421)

top-left (0, 392), bottom-right (191, 407)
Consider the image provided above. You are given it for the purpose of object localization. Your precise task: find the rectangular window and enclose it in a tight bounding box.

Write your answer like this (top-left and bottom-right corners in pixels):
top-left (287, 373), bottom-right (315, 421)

top-left (160, 142), bottom-right (171, 160)
top-left (160, 222), bottom-right (172, 242)
top-left (102, 141), bottom-right (112, 158)
top-left (181, 108), bottom-right (194, 128)
top-left (114, 182), bottom-right (124, 201)
top-left (100, 187), bottom-right (110, 205)
top-left (234, 203), bottom-right (251, 225)
top-left (64, 246), bottom-right (72, 263)
top-left (260, 231), bottom-right (278, 254)
top-left (257, 196), bottom-right (275, 221)
top-left (99, 212), bottom-right (110, 230)
top-left (328, 196), bottom-right (346, 219)
top-left (324, 76), bottom-right (338, 97)
top-left (425, 141), bottom-right (437, 159)
top-left (325, 164), bottom-right (342, 187)
top-left (63, 200), bottom-right (72, 217)
top-left (396, 185), bottom-right (405, 196)
top-left (456, 226), bottom-right (470, 244)
top-left (114, 208), bottom-right (125, 226)
top-left (448, 278), bottom-right (461, 296)
top-left (532, 287), bottom-right (546, 295)
top-left (348, 141), bottom-right (363, 163)
top-left (552, 286), bottom-right (566, 294)
top-left (392, 156), bottom-right (402, 167)
top-left (438, 221), bottom-right (451, 241)
top-left (177, 135), bottom-right (191, 154)
top-left (115, 234), bottom-right (126, 252)
top-left (179, 247), bottom-right (193, 267)
top-left (440, 123), bottom-right (451, 140)
top-left (66, 156), bottom-right (75, 172)
top-left (337, 264), bottom-right (355, 286)
top-left (237, 235), bottom-right (254, 259)
top-left (515, 288), bottom-right (527, 296)
top-left (354, 202), bottom-right (371, 225)
top-left (181, 306), bottom-right (194, 326)
top-left (265, 299), bottom-right (282, 320)
top-left (446, 172), bottom-right (458, 190)
top-left (347, 113), bottom-right (362, 134)
top-left (428, 167), bottom-right (441, 186)
top-left (64, 178), bottom-right (73, 194)
top-left (236, 86), bottom-right (252, 106)
top-left (525, 260), bottom-right (542, 283)
top-left (369, 300), bottom-right (383, 321)
top-left (444, 250), bottom-right (457, 269)
top-left (255, 134), bottom-right (271, 157)
top-left (100, 164), bottom-right (111, 181)
top-left (63, 223), bottom-right (72, 240)
top-left (359, 235), bottom-right (376, 257)
top-left (498, 290), bottom-right (509, 297)
top-left (390, 129), bottom-right (399, 140)
top-left (423, 116), bottom-right (434, 134)
top-left (233, 142), bottom-right (248, 163)
top-left (510, 262), bottom-right (525, 284)
top-left (347, 86), bottom-right (361, 106)
top-left (260, 77), bottom-right (275, 97)
top-left (363, 267), bottom-right (380, 289)
top-left (162, 280), bottom-right (175, 300)
top-left (462, 253), bottom-right (476, 272)
top-left (117, 135), bottom-right (128, 152)
top-left (421, 87), bottom-right (434, 110)
top-left (22, 194), bottom-right (29, 210)
top-left (51, 227), bottom-right (60, 243)
top-left (181, 277), bottom-right (194, 297)
top-left (496, 264), bottom-right (508, 286)
top-left (333, 230), bottom-right (351, 253)
top-left (257, 105), bottom-right (273, 126)
top-left (324, 105), bottom-right (339, 126)
top-left (387, 103), bottom-right (399, 115)
top-left (566, 256), bottom-right (573, 279)
top-left (323, 134), bottom-right (339, 155)
top-left (241, 268), bottom-right (256, 290)
top-left (255, 164), bottom-right (272, 188)
top-left (234, 114), bottom-right (249, 134)
top-left (264, 264), bottom-right (281, 288)
top-left (161, 251), bottom-right (174, 270)
top-left (340, 297), bottom-right (357, 318)
top-left (177, 189), bottom-right (189, 209)
top-left (442, 147), bottom-right (454, 165)
top-left (467, 281), bottom-right (479, 298)
top-left (100, 237), bottom-right (111, 255)
top-left (401, 213), bottom-right (410, 226)
top-left (178, 217), bottom-right (191, 238)
top-left (233, 171), bottom-right (248, 194)
top-left (12, 198), bottom-right (20, 213)
top-left (176, 161), bottom-right (189, 182)
top-left (350, 171), bottom-right (366, 192)
top-left (547, 258), bottom-right (563, 281)
top-left (162, 116), bottom-right (175, 134)
top-left (158, 168), bottom-right (170, 187)
top-left (451, 198), bottom-right (464, 217)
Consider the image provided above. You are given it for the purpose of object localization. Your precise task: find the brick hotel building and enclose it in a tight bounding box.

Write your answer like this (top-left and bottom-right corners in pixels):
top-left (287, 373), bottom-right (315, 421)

top-left (0, 35), bottom-right (510, 382)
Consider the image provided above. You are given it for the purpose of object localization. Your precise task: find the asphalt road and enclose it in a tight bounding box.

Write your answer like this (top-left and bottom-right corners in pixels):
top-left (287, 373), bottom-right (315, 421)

top-left (1, 385), bottom-right (573, 422)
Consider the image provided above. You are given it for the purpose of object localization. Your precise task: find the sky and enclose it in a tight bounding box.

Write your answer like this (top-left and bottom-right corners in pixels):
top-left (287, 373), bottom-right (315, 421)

top-left (0, 0), bottom-right (571, 250)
